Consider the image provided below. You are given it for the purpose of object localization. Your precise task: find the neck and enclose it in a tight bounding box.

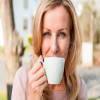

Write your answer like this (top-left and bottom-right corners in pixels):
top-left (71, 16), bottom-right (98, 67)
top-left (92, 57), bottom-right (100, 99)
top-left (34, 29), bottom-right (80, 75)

top-left (48, 76), bottom-right (67, 91)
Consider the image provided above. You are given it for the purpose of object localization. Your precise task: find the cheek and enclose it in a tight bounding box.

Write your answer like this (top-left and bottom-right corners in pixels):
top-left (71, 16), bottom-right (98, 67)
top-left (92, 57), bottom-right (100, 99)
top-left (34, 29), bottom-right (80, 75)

top-left (61, 44), bottom-right (69, 58)
top-left (60, 40), bottom-right (70, 59)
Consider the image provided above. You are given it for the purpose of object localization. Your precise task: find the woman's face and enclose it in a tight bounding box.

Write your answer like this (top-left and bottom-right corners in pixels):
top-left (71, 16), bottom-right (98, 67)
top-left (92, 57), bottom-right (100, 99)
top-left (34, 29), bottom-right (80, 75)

top-left (41, 6), bottom-right (71, 60)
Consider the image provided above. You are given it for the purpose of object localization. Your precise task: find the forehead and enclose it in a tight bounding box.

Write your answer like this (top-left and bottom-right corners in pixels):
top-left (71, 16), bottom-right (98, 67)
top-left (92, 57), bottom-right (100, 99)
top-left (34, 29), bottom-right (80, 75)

top-left (42, 5), bottom-right (71, 29)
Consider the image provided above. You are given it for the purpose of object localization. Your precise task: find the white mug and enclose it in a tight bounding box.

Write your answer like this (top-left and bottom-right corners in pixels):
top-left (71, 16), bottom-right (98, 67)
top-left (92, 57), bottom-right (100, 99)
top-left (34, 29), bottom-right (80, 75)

top-left (39, 57), bottom-right (65, 84)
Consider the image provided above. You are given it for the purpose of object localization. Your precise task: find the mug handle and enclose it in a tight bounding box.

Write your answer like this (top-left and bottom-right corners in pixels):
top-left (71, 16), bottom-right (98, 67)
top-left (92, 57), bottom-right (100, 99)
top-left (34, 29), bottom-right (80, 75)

top-left (38, 60), bottom-right (45, 69)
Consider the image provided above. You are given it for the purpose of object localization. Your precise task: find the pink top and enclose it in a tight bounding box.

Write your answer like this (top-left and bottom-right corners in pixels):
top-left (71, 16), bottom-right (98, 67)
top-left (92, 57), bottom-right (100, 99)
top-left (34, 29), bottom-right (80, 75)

top-left (11, 65), bottom-right (88, 100)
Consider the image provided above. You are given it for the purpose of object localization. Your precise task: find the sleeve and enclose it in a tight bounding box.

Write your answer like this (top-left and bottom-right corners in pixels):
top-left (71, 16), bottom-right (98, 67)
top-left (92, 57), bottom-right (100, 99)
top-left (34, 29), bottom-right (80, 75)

top-left (79, 79), bottom-right (88, 100)
top-left (11, 67), bottom-right (27, 100)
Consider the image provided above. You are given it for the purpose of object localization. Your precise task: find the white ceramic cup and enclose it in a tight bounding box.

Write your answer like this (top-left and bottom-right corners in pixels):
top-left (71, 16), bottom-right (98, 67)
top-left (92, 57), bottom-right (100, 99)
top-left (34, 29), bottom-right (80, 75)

top-left (39, 57), bottom-right (65, 84)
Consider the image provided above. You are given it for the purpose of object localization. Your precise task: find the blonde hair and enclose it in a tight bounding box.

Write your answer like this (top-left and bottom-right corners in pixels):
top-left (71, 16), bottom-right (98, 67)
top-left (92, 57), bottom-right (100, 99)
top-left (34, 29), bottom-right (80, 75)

top-left (30, 0), bottom-right (82, 100)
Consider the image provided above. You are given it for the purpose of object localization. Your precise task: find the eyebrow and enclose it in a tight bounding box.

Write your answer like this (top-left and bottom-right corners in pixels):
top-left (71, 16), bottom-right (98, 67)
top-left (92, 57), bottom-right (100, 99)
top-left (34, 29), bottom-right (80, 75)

top-left (43, 27), bottom-right (69, 31)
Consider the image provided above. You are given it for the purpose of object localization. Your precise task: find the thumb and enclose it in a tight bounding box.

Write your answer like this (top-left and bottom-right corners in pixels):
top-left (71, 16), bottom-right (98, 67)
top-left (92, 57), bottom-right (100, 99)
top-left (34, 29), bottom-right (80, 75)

top-left (39, 55), bottom-right (43, 60)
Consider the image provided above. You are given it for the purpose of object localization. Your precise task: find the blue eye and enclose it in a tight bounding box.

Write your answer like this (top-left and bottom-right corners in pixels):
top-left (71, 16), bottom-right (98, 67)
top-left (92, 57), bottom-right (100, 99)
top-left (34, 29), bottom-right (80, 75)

top-left (43, 32), bottom-right (50, 36)
top-left (58, 32), bottom-right (66, 37)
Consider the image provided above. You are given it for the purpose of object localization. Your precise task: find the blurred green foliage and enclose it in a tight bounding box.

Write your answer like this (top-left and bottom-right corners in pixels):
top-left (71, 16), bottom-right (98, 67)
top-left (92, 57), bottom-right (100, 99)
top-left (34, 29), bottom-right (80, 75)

top-left (0, 46), bottom-right (4, 51)
top-left (88, 98), bottom-right (100, 100)
top-left (0, 46), bottom-right (4, 58)
top-left (24, 45), bottom-right (31, 53)
top-left (27, 34), bottom-right (32, 45)
top-left (0, 92), bottom-right (7, 100)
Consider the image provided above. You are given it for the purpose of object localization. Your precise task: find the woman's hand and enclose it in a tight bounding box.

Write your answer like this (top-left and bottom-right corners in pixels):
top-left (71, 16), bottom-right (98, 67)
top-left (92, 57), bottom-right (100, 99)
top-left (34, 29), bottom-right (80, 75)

top-left (28, 55), bottom-right (48, 100)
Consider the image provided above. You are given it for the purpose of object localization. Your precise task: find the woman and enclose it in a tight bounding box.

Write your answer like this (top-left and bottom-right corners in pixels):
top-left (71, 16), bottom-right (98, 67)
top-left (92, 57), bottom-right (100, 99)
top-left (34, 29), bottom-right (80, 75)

top-left (11, 0), bottom-right (87, 100)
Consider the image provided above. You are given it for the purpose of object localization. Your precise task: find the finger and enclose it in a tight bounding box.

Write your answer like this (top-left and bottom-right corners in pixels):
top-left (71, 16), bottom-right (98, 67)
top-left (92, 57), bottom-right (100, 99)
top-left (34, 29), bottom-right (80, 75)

top-left (29, 55), bottom-right (43, 75)
top-left (32, 75), bottom-right (47, 88)
top-left (33, 82), bottom-right (48, 93)
top-left (40, 81), bottom-right (48, 91)
top-left (28, 62), bottom-right (41, 79)
top-left (29, 68), bottom-right (46, 84)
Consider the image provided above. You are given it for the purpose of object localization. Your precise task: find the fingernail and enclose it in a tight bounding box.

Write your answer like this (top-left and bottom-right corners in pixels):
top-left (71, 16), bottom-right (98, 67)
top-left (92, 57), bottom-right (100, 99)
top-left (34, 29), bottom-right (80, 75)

top-left (40, 55), bottom-right (42, 58)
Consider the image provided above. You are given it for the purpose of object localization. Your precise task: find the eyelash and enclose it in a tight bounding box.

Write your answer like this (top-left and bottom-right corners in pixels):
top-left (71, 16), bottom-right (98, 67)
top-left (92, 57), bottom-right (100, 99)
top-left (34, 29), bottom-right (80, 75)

top-left (43, 32), bottom-right (50, 36)
top-left (42, 32), bottom-right (66, 38)
top-left (58, 32), bottom-right (66, 37)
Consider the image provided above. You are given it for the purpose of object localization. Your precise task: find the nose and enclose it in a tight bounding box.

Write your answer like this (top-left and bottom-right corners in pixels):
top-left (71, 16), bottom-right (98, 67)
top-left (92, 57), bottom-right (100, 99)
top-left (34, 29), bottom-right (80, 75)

top-left (51, 34), bottom-right (59, 54)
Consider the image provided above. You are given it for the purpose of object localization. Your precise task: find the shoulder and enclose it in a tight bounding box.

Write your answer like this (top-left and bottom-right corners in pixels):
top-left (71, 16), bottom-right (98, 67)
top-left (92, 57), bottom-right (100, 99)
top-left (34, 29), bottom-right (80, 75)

top-left (15, 64), bottom-right (29, 77)
top-left (14, 64), bottom-right (29, 86)
top-left (11, 64), bottom-right (30, 100)
top-left (79, 79), bottom-right (88, 100)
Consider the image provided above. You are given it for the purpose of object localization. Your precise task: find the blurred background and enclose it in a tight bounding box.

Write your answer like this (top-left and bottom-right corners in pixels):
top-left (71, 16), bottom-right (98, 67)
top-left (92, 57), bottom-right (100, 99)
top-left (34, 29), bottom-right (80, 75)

top-left (0, 0), bottom-right (100, 100)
